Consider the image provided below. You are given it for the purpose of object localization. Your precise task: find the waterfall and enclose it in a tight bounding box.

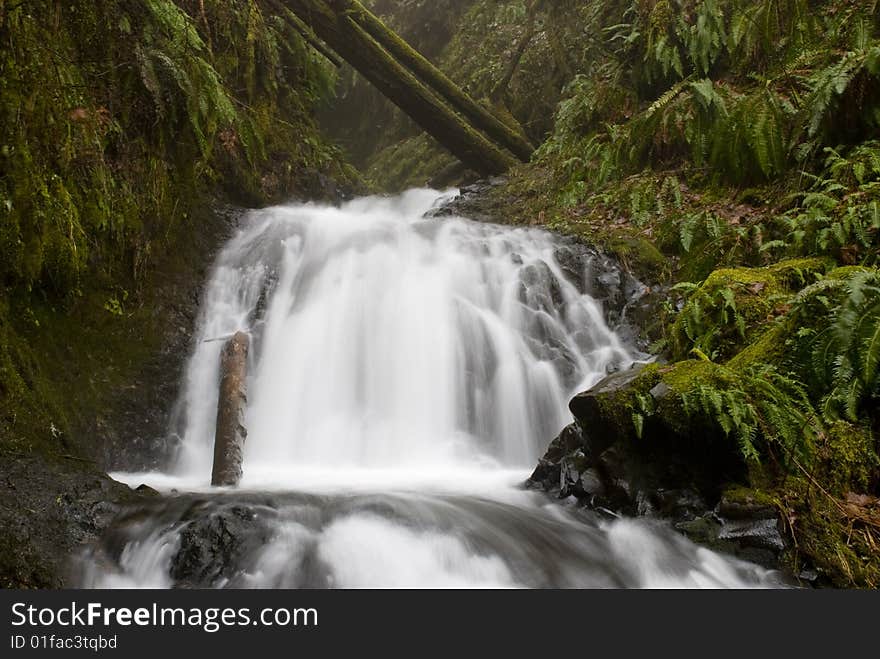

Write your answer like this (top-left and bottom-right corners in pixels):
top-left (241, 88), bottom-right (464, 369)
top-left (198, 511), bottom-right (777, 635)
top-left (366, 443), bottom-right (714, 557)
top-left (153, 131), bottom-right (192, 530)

top-left (174, 189), bottom-right (632, 484)
top-left (83, 189), bottom-right (786, 589)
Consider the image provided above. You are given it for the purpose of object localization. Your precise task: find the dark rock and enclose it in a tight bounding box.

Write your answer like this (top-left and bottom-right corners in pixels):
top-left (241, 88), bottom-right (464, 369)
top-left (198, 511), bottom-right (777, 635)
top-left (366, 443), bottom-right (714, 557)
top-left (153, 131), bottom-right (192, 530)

top-left (135, 484), bottom-right (161, 497)
top-left (654, 488), bottom-right (709, 522)
top-left (717, 491), bottom-right (776, 520)
top-left (717, 518), bottom-right (785, 553)
top-left (596, 445), bottom-right (638, 511)
top-left (424, 177), bottom-right (508, 224)
top-left (518, 260), bottom-right (564, 313)
top-left (0, 451), bottom-right (144, 588)
top-left (649, 381), bottom-right (671, 401)
top-left (676, 516), bottom-right (722, 546)
top-left (569, 365), bottom-right (646, 456)
top-left (527, 459), bottom-right (561, 491)
top-left (530, 362), bottom-right (791, 574)
top-left (171, 503), bottom-right (276, 588)
top-left (540, 422), bottom-right (586, 464)
top-left (427, 181), bottom-right (650, 341)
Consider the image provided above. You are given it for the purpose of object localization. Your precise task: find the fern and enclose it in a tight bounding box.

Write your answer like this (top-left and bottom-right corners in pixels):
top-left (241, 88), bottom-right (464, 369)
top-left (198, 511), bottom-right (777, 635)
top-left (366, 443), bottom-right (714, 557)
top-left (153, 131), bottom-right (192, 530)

top-left (672, 277), bottom-right (750, 361)
top-left (812, 270), bottom-right (880, 420)
top-left (681, 363), bottom-right (821, 465)
top-left (805, 42), bottom-right (880, 139)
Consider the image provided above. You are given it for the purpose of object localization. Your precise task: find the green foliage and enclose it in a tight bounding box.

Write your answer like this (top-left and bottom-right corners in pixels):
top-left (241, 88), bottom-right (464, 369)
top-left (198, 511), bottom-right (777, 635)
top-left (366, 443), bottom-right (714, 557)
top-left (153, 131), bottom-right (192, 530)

top-left (810, 270), bottom-right (880, 420)
top-left (0, 0), bottom-right (346, 297)
top-left (769, 143), bottom-right (880, 262)
top-left (538, 0), bottom-right (880, 192)
top-left (804, 28), bottom-right (880, 142)
top-left (671, 279), bottom-right (747, 360)
top-left (681, 363), bottom-right (821, 464)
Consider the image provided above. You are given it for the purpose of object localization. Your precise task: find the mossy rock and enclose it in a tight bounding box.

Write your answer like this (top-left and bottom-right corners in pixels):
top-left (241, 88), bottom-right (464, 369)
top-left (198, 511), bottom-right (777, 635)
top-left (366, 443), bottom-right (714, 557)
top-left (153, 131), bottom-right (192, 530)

top-left (782, 477), bottom-right (880, 588)
top-left (725, 323), bottom-right (789, 371)
top-left (728, 263), bottom-right (880, 375)
top-left (670, 258), bottom-right (830, 362)
top-left (569, 360), bottom-right (745, 473)
top-left (607, 236), bottom-right (669, 283)
top-left (814, 421), bottom-right (879, 494)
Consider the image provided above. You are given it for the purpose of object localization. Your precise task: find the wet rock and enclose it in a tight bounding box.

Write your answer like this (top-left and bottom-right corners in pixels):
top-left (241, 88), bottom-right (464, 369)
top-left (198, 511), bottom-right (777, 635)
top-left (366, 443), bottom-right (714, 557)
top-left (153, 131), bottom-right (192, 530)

top-left (654, 488), bottom-right (709, 522)
top-left (0, 451), bottom-right (144, 588)
top-left (530, 365), bottom-right (791, 573)
top-left (676, 516), bottom-right (722, 546)
top-left (648, 381), bottom-right (671, 401)
top-left (424, 177), bottom-right (508, 224)
top-left (518, 260), bottom-right (564, 313)
top-left (553, 244), bottom-right (591, 293)
top-left (427, 182), bottom-right (649, 340)
top-left (568, 365), bottom-right (646, 457)
top-left (171, 504), bottom-right (275, 588)
top-left (718, 518), bottom-right (785, 552)
top-left (135, 484), bottom-right (161, 497)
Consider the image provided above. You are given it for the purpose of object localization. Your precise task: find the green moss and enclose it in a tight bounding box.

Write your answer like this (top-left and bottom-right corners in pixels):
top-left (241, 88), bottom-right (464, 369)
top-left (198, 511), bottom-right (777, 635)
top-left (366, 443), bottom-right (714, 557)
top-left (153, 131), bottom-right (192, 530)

top-left (720, 483), bottom-right (778, 509)
top-left (726, 323), bottom-right (788, 371)
top-left (670, 259), bottom-right (829, 362)
top-left (658, 360), bottom-right (721, 394)
top-left (607, 237), bottom-right (670, 282)
top-left (0, 0), bottom-right (356, 459)
top-left (764, 258), bottom-right (832, 287)
top-left (824, 265), bottom-right (874, 281)
top-left (784, 477), bottom-right (880, 588)
top-left (816, 421), bottom-right (879, 494)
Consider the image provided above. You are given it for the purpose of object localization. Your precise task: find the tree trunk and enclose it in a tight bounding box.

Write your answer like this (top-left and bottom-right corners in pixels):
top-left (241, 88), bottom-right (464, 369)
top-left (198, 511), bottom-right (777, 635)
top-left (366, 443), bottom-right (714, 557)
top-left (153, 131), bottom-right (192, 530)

top-left (275, 0), bottom-right (518, 176)
top-left (275, 3), bottom-right (343, 67)
top-left (212, 332), bottom-right (249, 487)
top-left (330, 0), bottom-right (534, 162)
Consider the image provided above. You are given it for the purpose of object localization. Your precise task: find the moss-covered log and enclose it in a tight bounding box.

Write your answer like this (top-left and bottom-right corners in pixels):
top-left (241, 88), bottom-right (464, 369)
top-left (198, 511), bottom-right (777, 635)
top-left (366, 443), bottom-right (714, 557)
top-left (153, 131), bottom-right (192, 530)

top-left (278, 4), bottom-right (343, 67)
top-left (329, 0), bottom-right (535, 162)
top-left (275, 0), bottom-right (518, 175)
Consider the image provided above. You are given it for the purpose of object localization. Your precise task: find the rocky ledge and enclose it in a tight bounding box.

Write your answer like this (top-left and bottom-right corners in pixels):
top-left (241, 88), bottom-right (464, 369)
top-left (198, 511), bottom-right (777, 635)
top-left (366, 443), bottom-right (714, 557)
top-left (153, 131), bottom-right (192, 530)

top-left (527, 364), bottom-right (790, 572)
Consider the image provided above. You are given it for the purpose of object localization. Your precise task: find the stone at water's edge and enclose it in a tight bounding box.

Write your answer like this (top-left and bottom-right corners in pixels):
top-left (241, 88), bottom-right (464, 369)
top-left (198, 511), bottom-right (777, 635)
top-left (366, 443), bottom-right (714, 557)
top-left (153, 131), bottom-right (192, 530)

top-left (528, 365), bottom-right (790, 572)
top-left (212, 332), bottom-right (249, 487)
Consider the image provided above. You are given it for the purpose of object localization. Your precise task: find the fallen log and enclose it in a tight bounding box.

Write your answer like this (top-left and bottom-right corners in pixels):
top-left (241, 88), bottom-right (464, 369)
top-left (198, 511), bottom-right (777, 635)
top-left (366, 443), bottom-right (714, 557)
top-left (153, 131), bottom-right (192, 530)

top-left (329, 0), bottom-right (535, 162)
top-left (211, 331), bottom-right (249, 487)
top-left (275, 0), bottom-right (518, 176)
top-left (277, 3), bottom-right (343, 67)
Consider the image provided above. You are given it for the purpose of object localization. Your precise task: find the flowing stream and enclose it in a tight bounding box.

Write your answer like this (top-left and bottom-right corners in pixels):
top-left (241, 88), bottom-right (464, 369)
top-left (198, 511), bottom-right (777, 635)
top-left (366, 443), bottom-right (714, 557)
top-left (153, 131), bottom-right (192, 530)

top-left (80, 189), bottom-right (784, 588)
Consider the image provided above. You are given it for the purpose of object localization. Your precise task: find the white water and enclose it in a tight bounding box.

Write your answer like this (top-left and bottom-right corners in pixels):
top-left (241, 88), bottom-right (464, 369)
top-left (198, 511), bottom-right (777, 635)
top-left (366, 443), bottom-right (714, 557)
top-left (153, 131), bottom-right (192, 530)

top-left (84, 189), bottom-right (785, 588)
top-left (176, 188), bottom-right (630, 481)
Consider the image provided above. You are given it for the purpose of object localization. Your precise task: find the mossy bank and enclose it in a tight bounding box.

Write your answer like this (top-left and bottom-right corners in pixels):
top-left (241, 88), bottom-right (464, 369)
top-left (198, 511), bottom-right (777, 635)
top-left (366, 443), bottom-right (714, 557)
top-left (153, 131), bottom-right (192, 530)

top-left (342, 0), bottom-right (880, 586)
top-left (0, 0), bottom-right (357, 586)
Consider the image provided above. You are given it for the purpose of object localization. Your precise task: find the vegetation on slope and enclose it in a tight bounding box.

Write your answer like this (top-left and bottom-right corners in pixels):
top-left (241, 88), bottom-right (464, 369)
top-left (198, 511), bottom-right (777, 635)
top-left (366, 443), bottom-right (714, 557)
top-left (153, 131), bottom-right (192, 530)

top-left (472, 0), bottom-right (880, 586)
top-left (0, 0), bottom-right (353, 459)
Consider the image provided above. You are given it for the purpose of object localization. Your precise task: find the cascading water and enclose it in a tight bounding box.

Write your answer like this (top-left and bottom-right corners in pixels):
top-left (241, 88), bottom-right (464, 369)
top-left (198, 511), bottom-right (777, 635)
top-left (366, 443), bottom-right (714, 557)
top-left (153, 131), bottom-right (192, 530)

top-left (178, 188), bottom-right (629, 480)
top-left (80, 189), bottom-right (785, 588)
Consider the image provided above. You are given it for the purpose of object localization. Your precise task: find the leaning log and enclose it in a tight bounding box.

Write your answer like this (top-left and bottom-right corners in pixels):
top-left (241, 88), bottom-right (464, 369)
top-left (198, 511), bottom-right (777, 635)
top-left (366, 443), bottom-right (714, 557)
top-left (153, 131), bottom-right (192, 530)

top-left (328, 0), bottom-right (535, 162)
top-left (274, 0), bottom-right (518, 176)
top-left (212, 331), bottom-right (249, 487)
top-left (278, 4), bottom-right (343, 67)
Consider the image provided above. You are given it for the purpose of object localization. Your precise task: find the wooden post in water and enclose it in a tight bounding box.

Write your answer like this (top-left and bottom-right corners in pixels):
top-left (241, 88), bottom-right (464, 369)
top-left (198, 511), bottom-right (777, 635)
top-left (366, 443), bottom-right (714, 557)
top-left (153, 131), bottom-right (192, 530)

top-left (212, 331), bottom-right (249, 487)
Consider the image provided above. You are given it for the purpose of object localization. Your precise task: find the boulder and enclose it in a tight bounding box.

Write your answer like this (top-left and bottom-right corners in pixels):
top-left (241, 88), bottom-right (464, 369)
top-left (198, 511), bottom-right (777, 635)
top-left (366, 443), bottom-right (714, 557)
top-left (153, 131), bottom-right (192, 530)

top-left (529, 363), bottom-right (789, 570)
top-left (171, 503), bottom-right (275, 588)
